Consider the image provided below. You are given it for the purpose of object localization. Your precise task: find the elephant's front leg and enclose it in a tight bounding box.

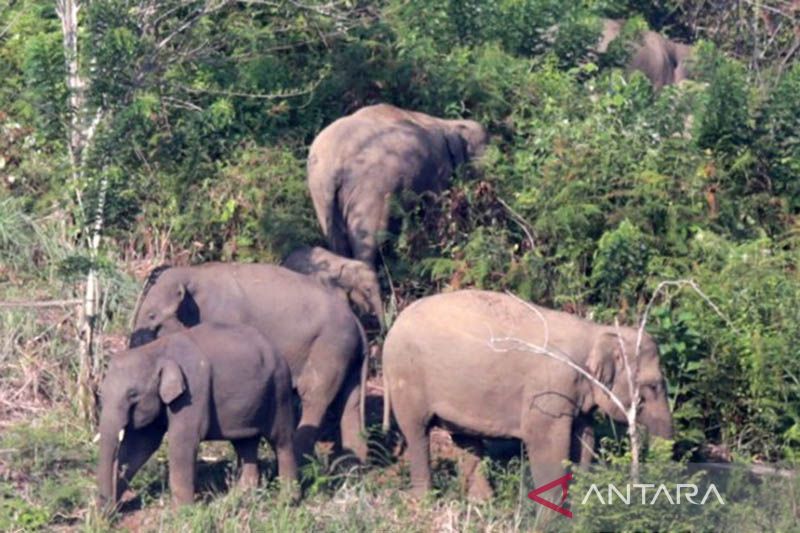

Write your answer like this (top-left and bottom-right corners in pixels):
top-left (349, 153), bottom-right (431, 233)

top-left (117, 424), bottom-right (166, 501)
top-left (167, 429), bottom-right (199, 506)
top-left (522, 413), bottom-right (573, 519)
top-left (570, 412), bottom-right (596, 467)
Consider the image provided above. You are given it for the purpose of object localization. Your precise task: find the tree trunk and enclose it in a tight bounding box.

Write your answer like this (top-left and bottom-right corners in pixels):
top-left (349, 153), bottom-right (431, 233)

top-left (56, 0), bottom-right (105, 426)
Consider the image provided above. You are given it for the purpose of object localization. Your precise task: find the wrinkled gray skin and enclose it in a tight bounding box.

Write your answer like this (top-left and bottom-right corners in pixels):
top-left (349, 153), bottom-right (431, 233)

top-left (129, 263), bottom-right (368, 464)
top-left (382, 290), bottom-right (673, 506)
top-left (282, 246), bottom-right (384, 331)
top-left (597, 19), bottom-right (693, 90)
top-left (97, 323), bottom-right (296, 509)
top-left (308, 104), bottom-right (489, 265)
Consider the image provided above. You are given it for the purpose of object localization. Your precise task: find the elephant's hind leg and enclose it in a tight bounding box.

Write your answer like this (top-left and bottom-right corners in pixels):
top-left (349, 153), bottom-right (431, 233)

top-left (390, 389), bottom-right (432, 496)
top-left (232, 437), bottom-right (260, 489)
top-left (335, 362), bottom-right (368, 463)
top-left (346, 193), bottom-right (391, 265)
top-left (294, 354), bottom-right (346, 465)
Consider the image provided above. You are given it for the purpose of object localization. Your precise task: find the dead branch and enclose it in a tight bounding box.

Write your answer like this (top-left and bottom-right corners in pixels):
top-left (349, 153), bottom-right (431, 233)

top-left (0, 299), bottom-right (82, 308)
top-left (488, 335), bottom-right (629, 417)
top-left (635, 279), bottom-right (734, 365)
top-left (496, 197), bottom-right (536, 251)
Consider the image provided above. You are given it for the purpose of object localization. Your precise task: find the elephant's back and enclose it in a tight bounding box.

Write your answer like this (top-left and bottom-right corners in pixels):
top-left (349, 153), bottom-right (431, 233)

top-left (631, 32), bottom-right (674, 88)
top-left (386, 290), bottom-right (595, 364)
top-left (186, 322), bottom-right (276, 369)
top-left (309, 113), bottom-right (447, 190)
top-left (193, 263), bottom-right (359, 365)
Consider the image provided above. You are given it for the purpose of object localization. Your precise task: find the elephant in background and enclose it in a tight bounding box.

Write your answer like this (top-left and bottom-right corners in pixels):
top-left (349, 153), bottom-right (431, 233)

top-left (597, 19), bottom-right (693, 90)
top-left (129, 262), bottom-right (369, 464)
top-left (97, 323), bottom-right (296, 509)
top-left (282, 246), bottom-right (384, 331)
top-left (382, 290), bottom-right (672, 505)
top-left (307, 104), bottom-right (489, 265)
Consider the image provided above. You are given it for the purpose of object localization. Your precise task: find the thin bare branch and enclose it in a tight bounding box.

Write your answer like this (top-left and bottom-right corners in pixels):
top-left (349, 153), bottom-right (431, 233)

top-left (502, 290), bottom-right (550, 350)
top-left (496, 197), bottom-right (536, 251)
top-left (488, 336), bottom-right (629, 417)
top-left (0, 299), bottom-right (82, 308)
top-left (635, 279), bottom-right (734, 364)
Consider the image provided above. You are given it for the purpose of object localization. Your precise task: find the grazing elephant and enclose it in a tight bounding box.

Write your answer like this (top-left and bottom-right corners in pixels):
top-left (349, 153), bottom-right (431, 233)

top-left (307, 103), bottom-right (489, 265)
top-left (282, 246), bottom-right (384, 330)
top-left (382, 290), bottom-right (673, 505)
top-left (129, 262), bottom-right (369, 464)
top-left (97, 323), bottom-right (297, 508)
top-left (597, 19), bottom-right (693, 90)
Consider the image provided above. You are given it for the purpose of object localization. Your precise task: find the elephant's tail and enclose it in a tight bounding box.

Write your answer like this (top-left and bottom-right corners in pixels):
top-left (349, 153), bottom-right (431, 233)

top-left (381, 345), bottom-right (391, 433)
top-left (356, 319), bottom-right (369, 434)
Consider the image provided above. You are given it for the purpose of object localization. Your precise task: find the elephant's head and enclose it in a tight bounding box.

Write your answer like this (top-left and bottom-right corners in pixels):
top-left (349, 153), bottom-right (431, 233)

top-left (96, 344), bottom-right (185, 508)
top-left (442, 119), bottom-right (489, 167)
top-left (130, 267), bottom-right (199, 348)
top-left (337, 260), bottom-right (385, 331)
top-left (585, 329), bottom-right (673, 439)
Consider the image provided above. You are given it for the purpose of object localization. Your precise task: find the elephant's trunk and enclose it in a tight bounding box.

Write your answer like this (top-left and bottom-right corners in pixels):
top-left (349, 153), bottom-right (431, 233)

top-left (641, 397), bottom-right (674, 440)
top-left (97, 413), bottom-right (126, 509)
top-left (647, 416), bottom-right (674, 440)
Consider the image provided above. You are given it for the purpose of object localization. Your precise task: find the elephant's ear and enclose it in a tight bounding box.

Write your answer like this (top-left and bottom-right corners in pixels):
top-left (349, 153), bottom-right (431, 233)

top-left (158, 359), bottom-right (186, 404)
top-left (587, 333), bottom-right (621, 388)
top-left (444, 130), bottom-right (468, 167)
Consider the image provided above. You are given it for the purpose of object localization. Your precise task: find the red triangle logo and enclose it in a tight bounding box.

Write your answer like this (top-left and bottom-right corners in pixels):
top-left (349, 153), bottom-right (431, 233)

top-left (527, 472), bottom-right (573, 518)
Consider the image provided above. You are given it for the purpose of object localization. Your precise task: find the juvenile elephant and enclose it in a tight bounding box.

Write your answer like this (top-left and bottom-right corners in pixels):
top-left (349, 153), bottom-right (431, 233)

top-left (597, 19), bottom-right (693, 90)
top-left (308, 104), bottom-right (489, 265)
top-left (282, 246), bottom-right (384, 330)
top-left (97, 323), bottom-right (296, 508)
top-left (129, 262), bottom-right (368, 464)
top-left (382, 290), bottom-right (673, 504)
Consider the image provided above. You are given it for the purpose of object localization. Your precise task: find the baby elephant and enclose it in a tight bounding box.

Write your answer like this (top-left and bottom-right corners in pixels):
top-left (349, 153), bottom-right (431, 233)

top-left (96, 323), bottom-right (297, 509)
top-left (282, 246), bottom-right (384, 330)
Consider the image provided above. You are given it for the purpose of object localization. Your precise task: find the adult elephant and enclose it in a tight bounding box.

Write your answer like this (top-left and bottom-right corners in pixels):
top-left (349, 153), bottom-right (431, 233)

top-left (382, 290), bottom-right (673, 504)
top-left (129, 263), bottom-right (369, 464)
top-left (307, 104), bottom-right (489, 265)
top-left (597, 19), bottom-right (693, 90)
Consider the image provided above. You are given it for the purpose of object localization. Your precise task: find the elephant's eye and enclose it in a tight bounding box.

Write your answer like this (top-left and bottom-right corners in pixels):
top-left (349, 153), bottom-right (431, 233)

top-left (126, 389), bottom-right (139, 401)
top-left (641, 383), bottom-right (660, 396)
top-left (147, 312), bottom-right (156, 321)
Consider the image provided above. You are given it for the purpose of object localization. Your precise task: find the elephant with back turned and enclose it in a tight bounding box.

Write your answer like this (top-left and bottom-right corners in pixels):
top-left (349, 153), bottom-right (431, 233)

top-left (97, 323), bottom-right (297, 508)
top-left (382, 290), bottom-right (673, 504)
top-left (129, 262), bottom-right (369, 464)
top-left (307, 104), bottom-right (489, 265)
top-left (597, 19), bottom-right (693, 90)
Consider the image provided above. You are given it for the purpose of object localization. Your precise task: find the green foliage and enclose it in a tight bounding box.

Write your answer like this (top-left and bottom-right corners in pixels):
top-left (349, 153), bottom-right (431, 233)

top-left (694, 42), bottom-right (751, 155)
top-left (591, 219), bottom-right (650, 307)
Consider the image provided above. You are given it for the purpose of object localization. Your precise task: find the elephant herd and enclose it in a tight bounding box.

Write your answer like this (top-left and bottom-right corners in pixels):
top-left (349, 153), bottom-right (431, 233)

top-left (97, 37), bottom-right (684, 512)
